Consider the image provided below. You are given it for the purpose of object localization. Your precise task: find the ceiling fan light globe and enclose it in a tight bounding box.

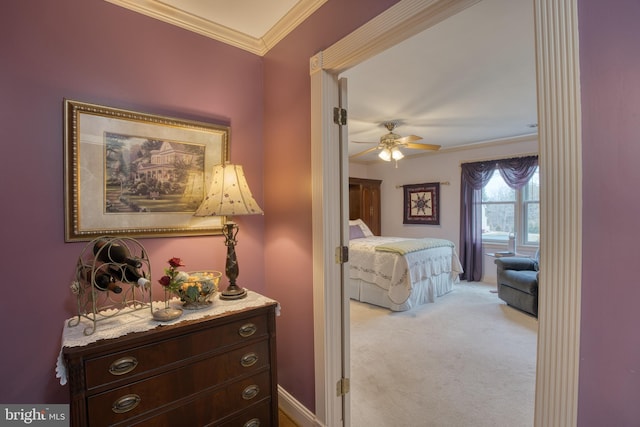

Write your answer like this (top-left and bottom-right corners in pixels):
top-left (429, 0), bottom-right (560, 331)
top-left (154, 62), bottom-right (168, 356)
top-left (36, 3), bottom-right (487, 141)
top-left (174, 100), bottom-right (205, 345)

top-left (391, 147), bottom-right (404, 160)
top-left (379, 148), bottom-right (392, 161)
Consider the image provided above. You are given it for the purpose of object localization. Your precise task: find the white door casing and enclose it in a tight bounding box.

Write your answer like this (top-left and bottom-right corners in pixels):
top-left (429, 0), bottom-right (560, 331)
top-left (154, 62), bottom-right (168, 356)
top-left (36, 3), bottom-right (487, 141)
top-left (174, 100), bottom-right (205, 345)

top-left (310, 56), bottom-right (345, 427)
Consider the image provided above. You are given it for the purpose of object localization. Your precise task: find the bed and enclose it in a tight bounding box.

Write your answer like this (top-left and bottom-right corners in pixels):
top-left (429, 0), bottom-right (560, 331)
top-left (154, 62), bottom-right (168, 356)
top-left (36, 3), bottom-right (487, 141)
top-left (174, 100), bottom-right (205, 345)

top-left (348, 219), bottom-right (463, 311)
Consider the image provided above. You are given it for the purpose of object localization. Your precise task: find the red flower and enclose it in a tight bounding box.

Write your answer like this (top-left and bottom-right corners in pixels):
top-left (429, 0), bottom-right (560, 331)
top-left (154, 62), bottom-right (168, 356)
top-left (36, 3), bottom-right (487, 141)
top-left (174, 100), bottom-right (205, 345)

top-left (168, 257), bottom-right (184, 268)
top-left (158, 275), bottom-right (171, 287)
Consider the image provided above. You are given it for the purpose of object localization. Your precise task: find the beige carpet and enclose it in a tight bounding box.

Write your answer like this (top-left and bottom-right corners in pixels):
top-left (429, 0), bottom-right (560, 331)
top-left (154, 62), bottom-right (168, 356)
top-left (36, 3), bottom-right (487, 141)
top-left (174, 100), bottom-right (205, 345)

top-left (350, 281), bottom-right (537, 427)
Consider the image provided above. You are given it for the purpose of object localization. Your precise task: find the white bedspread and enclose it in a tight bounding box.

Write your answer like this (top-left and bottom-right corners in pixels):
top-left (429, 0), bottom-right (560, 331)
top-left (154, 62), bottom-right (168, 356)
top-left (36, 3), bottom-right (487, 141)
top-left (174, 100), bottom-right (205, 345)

top-left (349, 236), bottom-right (463, 305)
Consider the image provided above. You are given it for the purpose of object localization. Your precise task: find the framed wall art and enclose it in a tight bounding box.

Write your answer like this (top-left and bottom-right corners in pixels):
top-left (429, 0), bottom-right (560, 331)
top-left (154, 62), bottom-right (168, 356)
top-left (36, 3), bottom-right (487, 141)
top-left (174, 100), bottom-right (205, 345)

top-left (64, 99), bottom-right (229, 242)
top-left (403, 182), bottom-right (440, 225)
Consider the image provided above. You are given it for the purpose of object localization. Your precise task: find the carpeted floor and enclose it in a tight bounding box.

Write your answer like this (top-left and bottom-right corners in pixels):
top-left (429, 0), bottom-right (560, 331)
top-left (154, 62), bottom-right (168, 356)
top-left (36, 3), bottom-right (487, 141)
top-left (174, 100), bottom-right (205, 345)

top-left (350, 281), bottom-right (537, 427)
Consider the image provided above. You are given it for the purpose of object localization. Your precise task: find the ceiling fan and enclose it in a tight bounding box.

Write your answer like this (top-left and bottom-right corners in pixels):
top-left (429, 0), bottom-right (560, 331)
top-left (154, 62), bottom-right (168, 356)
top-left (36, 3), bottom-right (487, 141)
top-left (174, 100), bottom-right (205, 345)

top-left (350, 121), bottom-right (441, 163)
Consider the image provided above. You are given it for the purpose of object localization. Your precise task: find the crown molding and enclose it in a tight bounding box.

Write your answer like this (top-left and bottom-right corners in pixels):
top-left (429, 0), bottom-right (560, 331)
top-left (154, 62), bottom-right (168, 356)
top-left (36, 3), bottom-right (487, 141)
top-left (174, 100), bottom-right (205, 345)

top-left (263, 0), bottom-right (328, 53)
top-left (105, 0), bottom-right (326, 56)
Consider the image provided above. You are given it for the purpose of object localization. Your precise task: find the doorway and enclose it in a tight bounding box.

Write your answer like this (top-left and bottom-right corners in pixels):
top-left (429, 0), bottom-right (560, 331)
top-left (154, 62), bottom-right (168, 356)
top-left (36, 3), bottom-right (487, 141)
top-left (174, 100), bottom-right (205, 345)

top-left (310, 1), bottom-right (582, 426)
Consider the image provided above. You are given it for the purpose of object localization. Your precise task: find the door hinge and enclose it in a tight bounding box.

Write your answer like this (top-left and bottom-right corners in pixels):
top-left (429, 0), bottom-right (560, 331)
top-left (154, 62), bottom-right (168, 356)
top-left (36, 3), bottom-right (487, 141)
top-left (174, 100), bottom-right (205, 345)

top-left (335, 246), bottom-right (349, 264)
top-left (337, 377), bottom-right (350, 396)
top-left (333, 107), bottom-right (347, 126)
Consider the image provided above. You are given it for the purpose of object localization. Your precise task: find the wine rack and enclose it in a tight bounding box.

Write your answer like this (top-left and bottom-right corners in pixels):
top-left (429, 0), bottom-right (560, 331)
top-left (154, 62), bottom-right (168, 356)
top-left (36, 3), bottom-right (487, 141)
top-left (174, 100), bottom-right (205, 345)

top-left (68, 236), bottom-right (153, 335)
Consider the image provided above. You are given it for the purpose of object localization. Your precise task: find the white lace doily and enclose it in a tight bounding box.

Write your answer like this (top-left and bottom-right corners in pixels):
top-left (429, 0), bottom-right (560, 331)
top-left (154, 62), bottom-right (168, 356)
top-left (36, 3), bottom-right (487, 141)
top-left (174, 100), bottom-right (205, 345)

top-left (56, 290), bottom-right (279, 385)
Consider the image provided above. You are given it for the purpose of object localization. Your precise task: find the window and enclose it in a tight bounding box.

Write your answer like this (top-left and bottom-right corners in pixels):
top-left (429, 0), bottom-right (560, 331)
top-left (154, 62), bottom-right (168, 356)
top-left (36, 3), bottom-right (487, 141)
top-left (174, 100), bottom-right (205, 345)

top-left (482, 167), bottom-right (539, 245)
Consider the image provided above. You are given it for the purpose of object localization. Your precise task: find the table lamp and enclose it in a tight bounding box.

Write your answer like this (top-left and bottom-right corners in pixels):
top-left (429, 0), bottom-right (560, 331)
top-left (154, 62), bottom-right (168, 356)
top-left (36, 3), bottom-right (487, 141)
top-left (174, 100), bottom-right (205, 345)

top-left (194, 163), bottom-right (263, 299)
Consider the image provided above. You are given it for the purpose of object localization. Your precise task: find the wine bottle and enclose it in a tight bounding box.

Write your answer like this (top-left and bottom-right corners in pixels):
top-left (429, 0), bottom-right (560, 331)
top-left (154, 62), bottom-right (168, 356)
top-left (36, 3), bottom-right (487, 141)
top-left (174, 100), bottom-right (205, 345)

top-left (81, 266), bottom-right (122, 294)
top-left (108, 265), bottom-right (151, 288)
top-left (93, 239), bottom-right (143, 268)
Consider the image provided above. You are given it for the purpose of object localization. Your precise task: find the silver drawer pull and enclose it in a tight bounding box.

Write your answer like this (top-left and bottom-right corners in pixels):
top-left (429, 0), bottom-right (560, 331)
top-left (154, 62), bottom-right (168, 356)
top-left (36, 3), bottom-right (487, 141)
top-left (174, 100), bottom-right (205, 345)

top-left (109, 356), bottom-right (138, 376)
top-left (112, 394), bottom-right (141, 413)
top-left (242, 385), bottom-right (260, 400)
top-left (238, 323), bottom-right (257, 338)
top-left (244, 418), bottom-right (260, 427)
top-left (241, 352), bottom-right (259, 368)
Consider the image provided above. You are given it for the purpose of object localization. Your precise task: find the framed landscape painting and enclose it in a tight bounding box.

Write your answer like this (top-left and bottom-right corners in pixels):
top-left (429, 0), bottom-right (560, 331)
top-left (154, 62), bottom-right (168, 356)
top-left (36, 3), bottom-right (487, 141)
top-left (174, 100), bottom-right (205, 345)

top-left (64, 99), bottom-right (229, 241)
top-left (403, 182), bottom-right (440, 225)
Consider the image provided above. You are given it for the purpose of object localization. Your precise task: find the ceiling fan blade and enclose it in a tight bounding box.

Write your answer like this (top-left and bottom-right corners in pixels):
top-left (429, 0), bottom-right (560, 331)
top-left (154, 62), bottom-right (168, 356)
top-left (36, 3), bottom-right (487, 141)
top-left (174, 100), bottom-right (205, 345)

top-left (350, 146), bottom-right (379, 158)
top-left (405, 142), bottom-right (441, 151)
top-left (395, 135), bottom-right (422, 144)
top-left (351, 140), bottom-right (377, 144)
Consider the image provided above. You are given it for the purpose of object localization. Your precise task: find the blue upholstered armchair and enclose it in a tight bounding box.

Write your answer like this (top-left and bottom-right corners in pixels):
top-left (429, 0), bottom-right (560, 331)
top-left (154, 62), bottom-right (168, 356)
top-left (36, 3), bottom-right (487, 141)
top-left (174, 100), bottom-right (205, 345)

top-left (494, 251), bottom-right (539, 317)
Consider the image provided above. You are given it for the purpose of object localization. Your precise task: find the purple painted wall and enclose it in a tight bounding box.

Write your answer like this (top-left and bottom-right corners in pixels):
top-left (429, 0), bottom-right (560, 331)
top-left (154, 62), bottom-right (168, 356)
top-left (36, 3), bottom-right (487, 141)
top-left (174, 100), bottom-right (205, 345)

top-left (1, 0), bottom-right (264, 404)
top-left (578, 0), bottom-right (640, 424)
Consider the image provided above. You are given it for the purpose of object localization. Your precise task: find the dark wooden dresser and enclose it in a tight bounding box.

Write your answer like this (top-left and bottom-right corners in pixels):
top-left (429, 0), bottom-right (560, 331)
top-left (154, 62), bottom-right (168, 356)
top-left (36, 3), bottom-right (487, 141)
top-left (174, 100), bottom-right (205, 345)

top-left (61, 294), bottom-right (278, 426)
top-left (349, 177), bottom-right (382, 236)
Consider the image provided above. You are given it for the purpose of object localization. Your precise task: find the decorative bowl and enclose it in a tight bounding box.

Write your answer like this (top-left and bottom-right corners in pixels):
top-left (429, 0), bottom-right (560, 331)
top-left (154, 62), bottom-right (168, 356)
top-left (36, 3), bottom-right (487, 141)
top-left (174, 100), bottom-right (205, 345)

top-left (174, 270), bottom-right (222, 309)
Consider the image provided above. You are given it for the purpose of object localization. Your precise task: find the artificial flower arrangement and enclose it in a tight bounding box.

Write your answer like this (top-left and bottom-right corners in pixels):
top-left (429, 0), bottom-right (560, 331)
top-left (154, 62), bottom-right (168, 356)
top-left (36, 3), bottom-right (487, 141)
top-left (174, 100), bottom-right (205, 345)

top-left (158, 258), bottom-right (221, 308)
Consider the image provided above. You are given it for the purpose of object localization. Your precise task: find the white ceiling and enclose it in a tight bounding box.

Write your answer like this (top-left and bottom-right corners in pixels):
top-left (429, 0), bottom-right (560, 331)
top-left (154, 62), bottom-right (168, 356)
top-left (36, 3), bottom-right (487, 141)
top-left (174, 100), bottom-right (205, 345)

top-left (342, 0), bottom-right (537, 161)
top-left (107, 0), bottom-right (537, 163)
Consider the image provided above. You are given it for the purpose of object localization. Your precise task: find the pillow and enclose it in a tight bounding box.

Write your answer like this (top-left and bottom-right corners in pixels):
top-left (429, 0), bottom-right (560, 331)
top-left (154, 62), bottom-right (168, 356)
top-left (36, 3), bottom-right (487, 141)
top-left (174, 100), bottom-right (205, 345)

top-left (348, 219), bottom-right (374, 237)
top-left (349, 225), bottom-right (366, 240)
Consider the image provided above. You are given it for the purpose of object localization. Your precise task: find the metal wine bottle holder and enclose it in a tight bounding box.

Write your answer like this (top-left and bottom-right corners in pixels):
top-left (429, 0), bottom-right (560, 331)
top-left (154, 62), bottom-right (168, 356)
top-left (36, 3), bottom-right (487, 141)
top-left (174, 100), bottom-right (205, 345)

top-left (68, 236), bottom-right (153, 335)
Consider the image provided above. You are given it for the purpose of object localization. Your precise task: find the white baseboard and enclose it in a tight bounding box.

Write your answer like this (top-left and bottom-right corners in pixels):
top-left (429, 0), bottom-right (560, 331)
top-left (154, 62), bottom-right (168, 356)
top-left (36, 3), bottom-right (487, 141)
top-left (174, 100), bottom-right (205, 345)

top-left (278, 385), bottom-right (325, 427)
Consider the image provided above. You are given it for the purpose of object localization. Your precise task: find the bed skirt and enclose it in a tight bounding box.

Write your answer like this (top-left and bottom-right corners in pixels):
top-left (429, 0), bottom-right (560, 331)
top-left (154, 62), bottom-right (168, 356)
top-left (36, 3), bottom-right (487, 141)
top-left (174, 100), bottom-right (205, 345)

top-left (348, 271), bottom-right (457, 311)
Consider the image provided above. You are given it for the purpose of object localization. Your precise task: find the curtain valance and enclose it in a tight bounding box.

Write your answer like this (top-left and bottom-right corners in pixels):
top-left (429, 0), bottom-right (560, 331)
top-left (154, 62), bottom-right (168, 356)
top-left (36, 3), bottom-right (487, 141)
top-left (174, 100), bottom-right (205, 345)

top-left (461, 155), bottom-right (538, 191)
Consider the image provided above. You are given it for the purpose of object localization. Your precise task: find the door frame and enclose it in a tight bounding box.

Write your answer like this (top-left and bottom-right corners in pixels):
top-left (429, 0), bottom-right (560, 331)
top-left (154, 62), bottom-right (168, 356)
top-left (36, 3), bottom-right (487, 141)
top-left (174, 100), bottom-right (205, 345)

top-left (310, 0), bottom-right (582, 425)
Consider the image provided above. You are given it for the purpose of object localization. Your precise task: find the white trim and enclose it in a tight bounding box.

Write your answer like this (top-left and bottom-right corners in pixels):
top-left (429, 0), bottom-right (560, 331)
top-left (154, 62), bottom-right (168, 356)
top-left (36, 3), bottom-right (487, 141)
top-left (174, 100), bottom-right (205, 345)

top-left (533, 0), bottom-right (582, 425)
top-left (278, 385), bottom-right (325, 427)
top-left (263, 0), bottom-right (329, 53)
top-left (104, 0), bottom-right (327, 56)
top-left (312, 0), bottom-right (582, 426)
top-left (337, 76), bottom-right (352, 426)
top-left (310, 52), bottom-right (345, 426)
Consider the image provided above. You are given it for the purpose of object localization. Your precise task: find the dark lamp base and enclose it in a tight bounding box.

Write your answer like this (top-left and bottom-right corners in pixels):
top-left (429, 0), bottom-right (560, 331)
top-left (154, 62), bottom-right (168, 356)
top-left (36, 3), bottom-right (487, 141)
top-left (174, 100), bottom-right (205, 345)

top-left (220, 285), bottom-right (248, 300)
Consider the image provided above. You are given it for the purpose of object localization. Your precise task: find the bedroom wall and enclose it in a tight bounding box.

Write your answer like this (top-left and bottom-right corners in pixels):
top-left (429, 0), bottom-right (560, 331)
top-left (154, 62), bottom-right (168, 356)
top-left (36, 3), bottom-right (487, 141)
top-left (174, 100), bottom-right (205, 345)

top-left (578, 0), bottom-right (640, 424)
top-left (1, 0), bottom-right (264, 404)
top-left (350, 136), bottom-right (538, 281)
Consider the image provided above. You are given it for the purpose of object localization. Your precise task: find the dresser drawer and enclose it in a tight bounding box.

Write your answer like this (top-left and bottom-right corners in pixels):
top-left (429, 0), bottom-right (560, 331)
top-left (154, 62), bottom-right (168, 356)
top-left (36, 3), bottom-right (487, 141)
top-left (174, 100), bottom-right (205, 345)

top-left (84, 313), bottom-right (269, 390)
top-left (216, 400), bottom-right (272, 427)
top-left (108, 371), bottom-right (272, 427)
top-left (87, 342), bottom-right (270, 426)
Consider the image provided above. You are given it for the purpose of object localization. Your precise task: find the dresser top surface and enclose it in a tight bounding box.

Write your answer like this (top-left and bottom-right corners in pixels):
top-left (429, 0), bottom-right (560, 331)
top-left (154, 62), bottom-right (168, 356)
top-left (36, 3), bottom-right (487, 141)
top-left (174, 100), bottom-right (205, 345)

top-left (61, 291), bottom-right (278, 351)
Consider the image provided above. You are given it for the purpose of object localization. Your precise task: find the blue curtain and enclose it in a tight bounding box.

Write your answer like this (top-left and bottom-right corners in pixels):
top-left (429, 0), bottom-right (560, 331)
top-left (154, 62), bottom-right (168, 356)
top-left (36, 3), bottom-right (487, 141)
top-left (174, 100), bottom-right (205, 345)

top-left (459, 156), bottom-right (538, 281)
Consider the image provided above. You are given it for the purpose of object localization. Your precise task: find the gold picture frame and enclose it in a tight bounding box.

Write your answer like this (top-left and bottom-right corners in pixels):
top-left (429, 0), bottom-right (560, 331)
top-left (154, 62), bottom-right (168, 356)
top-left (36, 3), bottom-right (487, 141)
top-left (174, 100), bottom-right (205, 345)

top-left (64, 99), bottom-right (229, 242)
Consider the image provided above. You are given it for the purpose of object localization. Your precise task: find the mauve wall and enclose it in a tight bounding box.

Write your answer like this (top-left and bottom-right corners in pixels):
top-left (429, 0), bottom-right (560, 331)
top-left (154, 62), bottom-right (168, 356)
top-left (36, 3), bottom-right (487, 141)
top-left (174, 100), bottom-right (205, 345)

top-left (578, 0), bottom-right (640, 424)
top-left (0, 0), bottom-right (264, 403)
top-left (263, 0), bottom-right (401, 410)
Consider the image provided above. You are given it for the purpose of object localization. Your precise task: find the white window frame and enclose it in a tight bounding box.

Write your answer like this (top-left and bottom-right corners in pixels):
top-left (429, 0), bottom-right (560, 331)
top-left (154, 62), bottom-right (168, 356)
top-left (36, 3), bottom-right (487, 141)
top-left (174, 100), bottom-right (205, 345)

top-left (482, 167), bottom-right (539, 248)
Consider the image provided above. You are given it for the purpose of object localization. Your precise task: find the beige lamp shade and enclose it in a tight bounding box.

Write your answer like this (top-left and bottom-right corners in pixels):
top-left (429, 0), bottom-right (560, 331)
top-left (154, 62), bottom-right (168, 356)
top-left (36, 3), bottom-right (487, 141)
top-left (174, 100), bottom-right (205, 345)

top-left (194, 164), bottom-right (263, 217)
